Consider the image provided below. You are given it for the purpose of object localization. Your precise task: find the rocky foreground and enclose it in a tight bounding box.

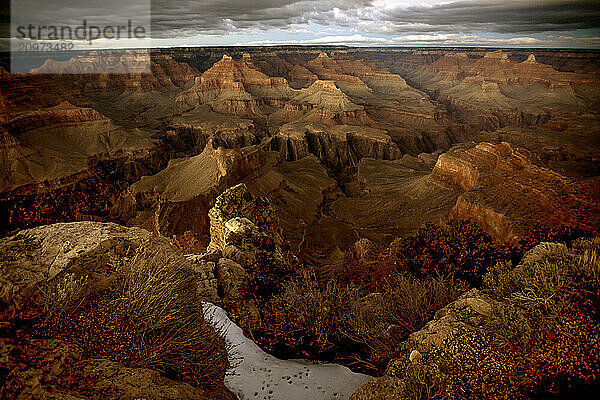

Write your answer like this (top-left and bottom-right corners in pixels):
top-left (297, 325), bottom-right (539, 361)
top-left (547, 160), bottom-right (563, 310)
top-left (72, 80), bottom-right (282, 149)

top-left (351, 241), bottom-right (600, 399)
top-left (0, 221), bottom-right (236, 399)
top-left (2, 204), bottom-right (599, 398)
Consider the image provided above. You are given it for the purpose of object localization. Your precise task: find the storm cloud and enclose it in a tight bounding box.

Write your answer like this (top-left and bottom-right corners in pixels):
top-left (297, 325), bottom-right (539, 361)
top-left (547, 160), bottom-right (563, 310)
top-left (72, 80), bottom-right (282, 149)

top-left (147, 0), bottom-right (599, 37)
top-left (9, 0), bottom-right (600, 47)
top-left (372, 0), bottom-right (600, 34)
top-left (150, 0), bottom-right (374, 37)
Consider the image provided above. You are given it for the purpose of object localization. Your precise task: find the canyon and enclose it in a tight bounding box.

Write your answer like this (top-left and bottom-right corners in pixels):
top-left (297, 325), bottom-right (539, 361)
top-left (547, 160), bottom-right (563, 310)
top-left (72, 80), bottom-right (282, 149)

top-left (1, 47), bottom-right (599, 255)
top-left (1, 46), bottom-right (599, 399)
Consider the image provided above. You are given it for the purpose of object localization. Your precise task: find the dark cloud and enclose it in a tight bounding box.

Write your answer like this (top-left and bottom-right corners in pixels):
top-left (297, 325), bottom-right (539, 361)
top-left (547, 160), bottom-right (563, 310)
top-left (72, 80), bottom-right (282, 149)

top-left (146, 0), bottom-right (600, 37)
top-left (12, 0), bottom-right (150, 28)
top-left (374, 1), bottom-right (600, 34)
top-left (150, 0), bottom-right (373, 37)
top-left (9, 0), bottom-right (600, 44)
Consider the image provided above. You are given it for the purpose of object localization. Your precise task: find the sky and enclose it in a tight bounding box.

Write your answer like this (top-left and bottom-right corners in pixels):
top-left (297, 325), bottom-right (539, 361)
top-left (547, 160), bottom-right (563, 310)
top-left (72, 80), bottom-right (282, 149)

top-left (7, 0), bottom-right (600, 49)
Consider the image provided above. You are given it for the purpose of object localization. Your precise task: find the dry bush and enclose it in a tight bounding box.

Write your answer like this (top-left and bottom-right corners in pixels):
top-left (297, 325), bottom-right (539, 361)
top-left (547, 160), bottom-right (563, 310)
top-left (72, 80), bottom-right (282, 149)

top-left (40, 245), bottom-right (229, 388)
top-left (342, 222), bottom-right (590, 292)
top-left (577, 247), bottom-right (600, 280)
top-left (254, 271), bottom-right (464, 374)
top-left (381, 275), bottom-right (466, 334)
top-left (258, 271), bottom-right (360, 356)
top-left (486, 302), bottom-right (533, 350)
top-left (348, 275), bottom-right (465, 371)
top-left (385, 221), bottom-right (518, 287)
top-left (40, 272), bottom-right (91, 323)
top-left (401, 362), bottom-right (447, 400)
top-left (481, 243), bottom-right (600, 397)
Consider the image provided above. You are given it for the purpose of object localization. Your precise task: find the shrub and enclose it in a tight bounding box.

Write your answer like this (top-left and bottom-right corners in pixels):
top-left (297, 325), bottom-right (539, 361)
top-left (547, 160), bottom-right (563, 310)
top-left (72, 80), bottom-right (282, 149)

top-left (483, 261), bottom-right (515, 298)
top-left (345, 222), bottom-right (590, 292)
top-left (348, 275), bottom-right (465, 371)
top-left (252, 271), bottom-right (464, 374)
top-left (380, 275), bottom-right (467, 334)
top-left (40, 245), bottom-right (229, 388)
top-left (241, 250), bottom-right (297, 303)
top-left (486, 302), bottom-right (532, 349)
top-left (382, 221), bottom-right (519, 287)
top-left (402, 361), bottom-right (446, 400)
top-left (257, 271), bottom-right (360, 357)
top-left (480, 243), bottom-right (600, 397)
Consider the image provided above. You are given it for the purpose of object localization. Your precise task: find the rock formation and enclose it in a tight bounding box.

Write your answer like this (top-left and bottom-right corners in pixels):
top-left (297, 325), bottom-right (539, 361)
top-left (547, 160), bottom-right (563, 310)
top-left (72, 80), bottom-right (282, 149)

top-left (287, 64), bottom-right (318, 88)
top-left (0, 221), bottom-right (235, 399)
top-left (269, 79), bottom-right (371, 127)
top-left (431, 142), bottom-right (600, 241)
top-left (269, 123), bottom-right (402, 173)
top-left (1, 46), bottom-right (599, 400)
top-left (175, 54), bottom-right (295, 118)
top-left (167, 105), bottom-right (263, 154)
top-left (117, 141), bottom-right (267, 242)
top-left (206, 183), bottom-right (283, 253)
top-left (392, 49), bottom-right (600, 132)
top-left (186, 183), bottom-right (289, 330)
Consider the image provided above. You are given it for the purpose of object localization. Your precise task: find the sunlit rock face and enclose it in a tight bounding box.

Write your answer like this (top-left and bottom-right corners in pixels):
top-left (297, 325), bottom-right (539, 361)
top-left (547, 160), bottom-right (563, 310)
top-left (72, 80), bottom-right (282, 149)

top-left (391, 49), bottom-right (600, 133)
top-left (116, 142), bottom-right (267, 242)
top-left (431, 142), bottom-right (600, 242)
top-left (175, 54), bottom-right (295, 118)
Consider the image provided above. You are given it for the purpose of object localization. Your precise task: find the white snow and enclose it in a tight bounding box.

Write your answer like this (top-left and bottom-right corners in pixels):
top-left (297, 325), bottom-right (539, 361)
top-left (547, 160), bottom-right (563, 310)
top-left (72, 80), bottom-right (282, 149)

top-left (203, 303), bottom-right (373, 400)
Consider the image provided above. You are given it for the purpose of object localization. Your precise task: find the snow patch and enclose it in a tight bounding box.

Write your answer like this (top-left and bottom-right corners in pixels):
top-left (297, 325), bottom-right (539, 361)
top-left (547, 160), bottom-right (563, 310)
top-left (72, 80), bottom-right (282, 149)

top-left (203, 303), bottom-right (372, 400)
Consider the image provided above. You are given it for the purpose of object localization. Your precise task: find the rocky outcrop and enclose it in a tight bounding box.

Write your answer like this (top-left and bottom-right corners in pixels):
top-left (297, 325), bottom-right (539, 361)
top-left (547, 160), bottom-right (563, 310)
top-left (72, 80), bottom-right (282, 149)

top-left (186, 184), bottom-right (287, 326)
top-left (207, 183), bottom-right (282, 253)
top-left (287, 64), bottom-right (318, 88)
top-left (0, 221), bottom-right (234, 399)
top-left (269, 80), bottom-right (372, 126)
top-left (350, 242), bottom-right (581, 400)
top-left (0, 221), bottom-right (222, 306)
top-left (270, 122), bottom-right (402, 173)
top-left (431, 142), bottom-right (600, 241)
top-left (166, 105), bottom-right (263, 154)
top-left (175, 54), bottom-right (295, 118)
top-left (117, 142), bottom-right (267, 241)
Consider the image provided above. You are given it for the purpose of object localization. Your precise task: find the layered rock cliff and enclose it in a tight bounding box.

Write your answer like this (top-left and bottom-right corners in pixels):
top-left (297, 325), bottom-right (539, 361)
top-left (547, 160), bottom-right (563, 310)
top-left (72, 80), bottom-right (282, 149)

top-left (392, 50), bottom-right (600, 132)
top-left (117, 141), bottom-right (266, 243)
top-left (269, 122), bottom-right (402, 173)
top-left (175, 54), bottom-right (295, 118)
top-left (431, 142), bottom-right (600, 241)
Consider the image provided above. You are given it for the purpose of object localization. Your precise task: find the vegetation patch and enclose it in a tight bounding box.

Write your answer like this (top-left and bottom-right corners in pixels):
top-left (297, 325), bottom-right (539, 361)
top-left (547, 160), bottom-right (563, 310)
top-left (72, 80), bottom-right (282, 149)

top-left (39, 246), bottom-right (230, 388)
